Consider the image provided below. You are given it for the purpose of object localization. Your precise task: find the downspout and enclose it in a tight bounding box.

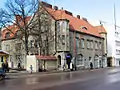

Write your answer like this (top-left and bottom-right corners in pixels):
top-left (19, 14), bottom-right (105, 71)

top-left (73, 31), bottom-right (77, 69)
top-left (74, 31), bottom-right (76, 57)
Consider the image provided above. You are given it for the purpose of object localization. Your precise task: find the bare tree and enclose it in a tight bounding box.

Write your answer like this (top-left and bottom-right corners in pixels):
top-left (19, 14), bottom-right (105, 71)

top-left (29, 2), bottom-right (56, 56)
top-left (0, 0), bottom-right (64, 57)
top-left (0, 0), bottom-right (39, 55)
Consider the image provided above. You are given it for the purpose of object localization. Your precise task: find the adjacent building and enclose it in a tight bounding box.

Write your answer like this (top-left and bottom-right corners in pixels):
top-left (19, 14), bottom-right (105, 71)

top-left (102, 24), bottom-right (120, 67)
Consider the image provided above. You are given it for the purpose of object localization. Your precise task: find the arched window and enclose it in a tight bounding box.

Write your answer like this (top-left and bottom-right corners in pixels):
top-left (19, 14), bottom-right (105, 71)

top-left (5, 32), bottom-right (10, 39)
top-left (94, 55), bottom-right (99, 68)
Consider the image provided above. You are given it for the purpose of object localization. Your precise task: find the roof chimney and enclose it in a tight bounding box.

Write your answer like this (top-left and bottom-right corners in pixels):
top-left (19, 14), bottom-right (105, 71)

top-left (15, 15), bottom-right (22, 23)
top-left (65, 10), bottom-right (73, 16)
top-left (41, 1), bottom-right (52, 8)
top-left (53, 6), bottom-right (58, 10)
top-left (82, 17), bottom-right (88, 22)
top-left (77, 15), bottom-right (80, 19)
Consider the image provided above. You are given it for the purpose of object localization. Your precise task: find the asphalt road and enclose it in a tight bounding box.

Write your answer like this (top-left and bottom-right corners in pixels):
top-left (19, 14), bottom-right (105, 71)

top-left (1, 67), bottom-right (120, 90)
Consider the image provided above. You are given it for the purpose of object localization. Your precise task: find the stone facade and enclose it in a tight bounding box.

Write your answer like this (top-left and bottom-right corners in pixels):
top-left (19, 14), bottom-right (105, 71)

top-left (69, 31), bottom-right (107, 69)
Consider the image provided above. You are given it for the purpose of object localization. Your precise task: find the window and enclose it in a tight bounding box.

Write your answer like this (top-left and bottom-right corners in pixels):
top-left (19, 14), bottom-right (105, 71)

top-left (6, 45), bottom-right (10, 51)
top-left (81, 39), bottom-right (84, 48)
top-left (57, 21), bottom-right (60, 33)
top-left (62, 35), bottom-right (65, 40)
top-left (5, 32), bottom-right (10, 39)
top-left (115, 32), bottom-right (119, 37)
top-left (62, 35), bottom-right (65, 45)
top-left (116, 40), bottom-right (120, 46)
top-left (61, 21), bottom-right (66, 32)
top-left (81, 26), bottom-right (88, 30)
top-left (87, 40), bottom-right (90, 49)
top-left (90, 41), bottom-right (93, 49)
top-left (15, 43), bottom-right (21, 51)
top-left (116, 49), bottom-right (120, 55)
top-left (99, 42), bottom-right (102, 49)
top-left (95, 41), bottom-right (98, 49)
top-left (77, 54), bottom-right (84, 66)
top-left (30, 40), bottom-right (34, 48)
top-left (76, 38), bottom-right (80, 53)
top-left (34, 40), bottom-right (38, 48)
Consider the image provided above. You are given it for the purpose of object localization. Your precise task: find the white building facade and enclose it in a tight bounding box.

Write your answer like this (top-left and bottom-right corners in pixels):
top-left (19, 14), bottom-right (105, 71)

top-left (104, 24), bottom-right (120, 66)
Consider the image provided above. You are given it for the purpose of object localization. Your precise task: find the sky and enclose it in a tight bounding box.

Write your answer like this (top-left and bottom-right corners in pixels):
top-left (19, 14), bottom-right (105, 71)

top-left (0, 0), bottom-right (120, 26)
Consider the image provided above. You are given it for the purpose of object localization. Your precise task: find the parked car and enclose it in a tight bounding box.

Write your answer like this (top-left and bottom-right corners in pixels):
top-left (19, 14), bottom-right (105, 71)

top-left (0, 68), bottom-right (6, 80)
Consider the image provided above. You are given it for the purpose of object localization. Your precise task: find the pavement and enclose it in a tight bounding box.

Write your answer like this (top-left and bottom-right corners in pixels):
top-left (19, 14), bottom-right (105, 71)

top-left (6, 67), bottom-right (110, 78)
top-left (1, 67), bottom-right (120, 90)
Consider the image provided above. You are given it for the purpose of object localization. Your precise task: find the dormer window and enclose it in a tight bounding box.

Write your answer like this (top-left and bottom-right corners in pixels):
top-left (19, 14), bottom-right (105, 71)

top-left (81, 26), bottom-right (88, 30)
top-left (5, 32), bottom-right (10, 39)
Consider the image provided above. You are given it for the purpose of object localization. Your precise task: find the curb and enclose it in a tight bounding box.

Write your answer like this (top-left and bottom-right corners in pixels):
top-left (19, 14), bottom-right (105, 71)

top-left (6, 67), bottom-right (119, 78)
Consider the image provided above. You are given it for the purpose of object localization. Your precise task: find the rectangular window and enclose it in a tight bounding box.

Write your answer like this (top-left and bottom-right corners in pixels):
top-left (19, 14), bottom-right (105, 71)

top-left (6, 45), bottom-right (10, 51)
top-left (16, 43), bottom-right (21, 51)
top-left (90, 41), bottom-right (93, 49)
top-left (87, 40), bottom-right (90, 49)
top-left (35, 40), bottom-right (38, 48)
top-left (116, 40), bottom-right (120, 46)
top-left (95, 41), bottom-right (98, 49)
top-left (62, 35), bottom-right (65, 40)
top-left (76, 38), bottom-right (79, 51)
top-left (81, 39), bottom-right (84, 49)
top-left (116, 49), bottom-right (120, 55)
top-left (30, 40), bottom-right (34, 48)
top-left (99, 42), bottom-right (102, 49)
top-left (62, 35), bottom-right (65, 45)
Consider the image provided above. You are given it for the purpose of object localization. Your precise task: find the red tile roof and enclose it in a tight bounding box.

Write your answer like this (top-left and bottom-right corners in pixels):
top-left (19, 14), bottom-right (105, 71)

top-left (95, 25), bottom-right (107, 34)
top-left (45, 7), bottom-right (104, 38)
top-left (36, 55), bottom-right (57, 60)
top-left (2, 16), bottom-right (31, 40)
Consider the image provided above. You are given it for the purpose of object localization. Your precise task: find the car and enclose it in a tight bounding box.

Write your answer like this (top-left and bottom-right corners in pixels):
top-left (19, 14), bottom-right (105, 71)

top-left (0, 68), bottom-right (6, 80)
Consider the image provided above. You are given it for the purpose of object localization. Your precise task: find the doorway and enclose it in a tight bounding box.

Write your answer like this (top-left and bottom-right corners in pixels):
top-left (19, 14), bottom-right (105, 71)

top-left (107, 57), bottom-right (112, 67)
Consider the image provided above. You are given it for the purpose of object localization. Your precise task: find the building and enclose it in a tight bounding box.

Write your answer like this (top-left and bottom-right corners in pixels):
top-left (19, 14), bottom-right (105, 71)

top-left (1, 2), bottom-right (107, 71)
top-left (1, 16), bottom-right (30, 69)
top-left (102, 24), bottom-right (120, 67)
top-left (33, 2), bottom-right (107, 70)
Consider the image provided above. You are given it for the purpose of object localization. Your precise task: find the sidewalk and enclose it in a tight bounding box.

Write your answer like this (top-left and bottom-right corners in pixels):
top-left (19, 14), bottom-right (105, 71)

top-left (6, 67), bottom-right (118, 78)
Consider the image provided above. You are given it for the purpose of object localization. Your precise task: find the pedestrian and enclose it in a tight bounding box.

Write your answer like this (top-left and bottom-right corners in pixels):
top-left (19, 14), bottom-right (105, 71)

top-left (2, 62), bottom-right (5, 72)
top-left (30, 65), bottom-right (33, 74)
top-left (90, 62), bottom-right (93, 69)
top-left (18, 63), bottom-right (21, 69)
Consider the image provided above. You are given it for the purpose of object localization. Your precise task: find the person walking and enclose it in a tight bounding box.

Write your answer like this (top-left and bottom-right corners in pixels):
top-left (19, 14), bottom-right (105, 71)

top-left (90, 62), bottom-right (93, 69)
top-left (30, 65), bottom-right (33, 74)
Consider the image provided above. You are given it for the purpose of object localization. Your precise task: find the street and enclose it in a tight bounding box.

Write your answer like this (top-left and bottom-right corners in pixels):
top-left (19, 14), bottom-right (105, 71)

top-left (1, 67), bottom-right (120, 90)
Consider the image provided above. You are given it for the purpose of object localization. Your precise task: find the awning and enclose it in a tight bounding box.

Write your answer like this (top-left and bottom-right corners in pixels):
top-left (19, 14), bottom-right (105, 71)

top-left (0, 50), bottom-right (9, 56)
top-left (36, 55), bottom-right (57, 60)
